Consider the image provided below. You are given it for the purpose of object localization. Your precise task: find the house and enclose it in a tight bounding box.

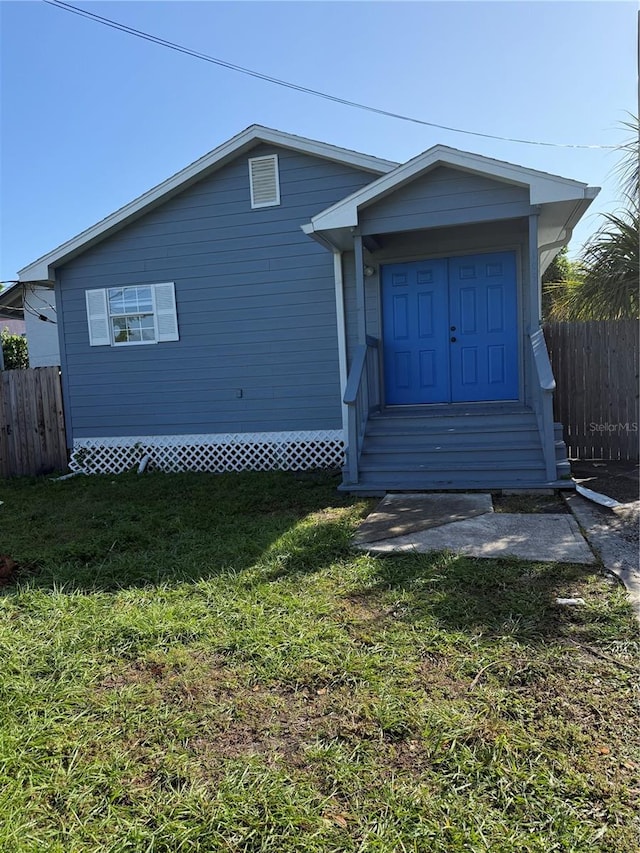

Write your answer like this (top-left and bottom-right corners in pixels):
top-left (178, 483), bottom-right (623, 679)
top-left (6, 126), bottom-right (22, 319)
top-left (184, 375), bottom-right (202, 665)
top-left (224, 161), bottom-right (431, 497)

top-left (0, 281), bottom-right (60, 367)
top-left (0, 282), bottom-right (26, 336)
top-left (17, 126), bottom-right (598, 491)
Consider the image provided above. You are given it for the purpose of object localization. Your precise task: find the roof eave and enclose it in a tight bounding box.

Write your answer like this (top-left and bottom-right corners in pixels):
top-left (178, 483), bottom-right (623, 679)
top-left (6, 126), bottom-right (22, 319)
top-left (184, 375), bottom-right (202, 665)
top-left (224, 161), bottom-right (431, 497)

top-left (18, 125), bottom-right (397, 282)
top-left (309, 146), bottom-right (594, 235)
top-left (0, 282), bottom-right (25, 318)
top-left (538, 187), bottom-right (600, 274)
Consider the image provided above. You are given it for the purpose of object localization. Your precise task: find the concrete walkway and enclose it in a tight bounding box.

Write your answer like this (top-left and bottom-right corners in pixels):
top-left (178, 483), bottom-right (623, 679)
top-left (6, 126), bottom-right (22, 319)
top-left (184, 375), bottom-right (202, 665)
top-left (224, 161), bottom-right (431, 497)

top-left (355, 493), bottom-right (596, 565)
top-left (564, 493), bottom-right (639, 618)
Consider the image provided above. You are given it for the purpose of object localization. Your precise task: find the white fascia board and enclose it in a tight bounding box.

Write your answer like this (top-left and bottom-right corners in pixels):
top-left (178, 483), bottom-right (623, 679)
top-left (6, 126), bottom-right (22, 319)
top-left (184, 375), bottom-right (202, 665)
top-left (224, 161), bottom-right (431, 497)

top-left (431, 146), bottom-right (591, 201)
top-left (254, 126), bottom-right (398, 173)
top-left (19, 125), bottom-right (397, 282)
top-left (538, 193), bottom-right (598, 275)
top-left (310, 143), bottom-right (595, 233)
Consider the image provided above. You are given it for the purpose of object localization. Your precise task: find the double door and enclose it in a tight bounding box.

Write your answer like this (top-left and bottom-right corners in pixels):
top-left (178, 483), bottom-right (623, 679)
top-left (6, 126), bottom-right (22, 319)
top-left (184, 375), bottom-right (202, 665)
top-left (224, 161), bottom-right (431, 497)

top-left (382, 251), bottom-right (518, 404)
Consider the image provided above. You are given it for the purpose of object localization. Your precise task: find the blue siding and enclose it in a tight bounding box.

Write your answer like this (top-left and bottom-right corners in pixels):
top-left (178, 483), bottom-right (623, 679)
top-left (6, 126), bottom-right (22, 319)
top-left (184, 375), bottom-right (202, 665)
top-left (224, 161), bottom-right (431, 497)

top-left (359, 167), bottom-right (530, 234)
top-left (58, 144), bottom-right (376, 438)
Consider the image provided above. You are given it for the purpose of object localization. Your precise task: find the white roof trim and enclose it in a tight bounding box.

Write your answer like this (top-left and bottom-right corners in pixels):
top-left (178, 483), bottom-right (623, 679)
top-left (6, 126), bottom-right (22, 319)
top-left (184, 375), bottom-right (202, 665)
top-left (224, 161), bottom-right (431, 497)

top-left (307, 144), bottom-right (598, 233)
top-left (19, 125), bottom-right (397, 282)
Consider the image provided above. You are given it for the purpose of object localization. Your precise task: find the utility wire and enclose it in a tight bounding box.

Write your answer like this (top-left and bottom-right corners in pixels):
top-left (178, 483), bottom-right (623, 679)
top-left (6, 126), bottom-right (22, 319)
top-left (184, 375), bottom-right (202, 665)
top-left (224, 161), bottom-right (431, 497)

top-left (43, 0), bottom-right (616, 150)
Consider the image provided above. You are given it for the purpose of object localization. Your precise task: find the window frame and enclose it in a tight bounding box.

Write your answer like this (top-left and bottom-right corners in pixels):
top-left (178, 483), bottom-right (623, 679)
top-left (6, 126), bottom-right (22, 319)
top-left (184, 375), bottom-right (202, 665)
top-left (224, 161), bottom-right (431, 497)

top-left (85, 281), bottom-right (179, 348)
top-left (107, 284), bottom-right (158, 347)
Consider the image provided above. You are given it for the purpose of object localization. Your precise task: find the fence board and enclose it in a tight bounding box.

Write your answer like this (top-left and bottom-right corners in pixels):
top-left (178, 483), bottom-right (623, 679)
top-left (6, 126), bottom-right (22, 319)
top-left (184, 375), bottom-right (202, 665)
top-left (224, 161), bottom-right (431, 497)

top-left (0, 367), bottom-right (68, 476)
top-left (0, 374), bottom-right (9, 478)
top-left (50, 367), bottom-right (68, 471)
top-left (545, 320), bottom-right (639, 461)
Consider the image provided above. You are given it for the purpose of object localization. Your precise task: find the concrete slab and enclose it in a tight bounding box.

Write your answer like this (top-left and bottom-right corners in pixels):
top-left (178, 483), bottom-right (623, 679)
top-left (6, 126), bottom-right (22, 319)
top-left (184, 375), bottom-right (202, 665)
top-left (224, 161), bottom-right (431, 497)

top-left (358, 513), bottom-right (596, 564)
top-left (353, 493), bottom-right (493, 544)
top-left (564, 493), bottom-right (640, 619)
top-left (503, 488), bottom-right (554, 496)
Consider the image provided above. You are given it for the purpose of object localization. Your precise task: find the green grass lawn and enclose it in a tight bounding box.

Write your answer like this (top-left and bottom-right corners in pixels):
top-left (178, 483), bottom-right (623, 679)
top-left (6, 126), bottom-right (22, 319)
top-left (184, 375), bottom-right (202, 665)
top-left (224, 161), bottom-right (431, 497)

top-left (0, 471), bottom-right (638, 852)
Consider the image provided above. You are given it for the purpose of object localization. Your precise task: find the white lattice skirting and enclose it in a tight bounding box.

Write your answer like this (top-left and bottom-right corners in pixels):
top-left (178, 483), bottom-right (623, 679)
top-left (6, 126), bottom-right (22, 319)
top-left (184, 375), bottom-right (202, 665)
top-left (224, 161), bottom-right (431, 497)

top-left (69, 431), bottom-right (346, 475)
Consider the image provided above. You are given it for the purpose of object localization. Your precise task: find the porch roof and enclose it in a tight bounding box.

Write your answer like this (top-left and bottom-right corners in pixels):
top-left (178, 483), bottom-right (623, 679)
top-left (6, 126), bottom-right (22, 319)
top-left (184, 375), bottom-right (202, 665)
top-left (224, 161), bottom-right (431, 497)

top-left (302, 145), bottom-right (599, 272)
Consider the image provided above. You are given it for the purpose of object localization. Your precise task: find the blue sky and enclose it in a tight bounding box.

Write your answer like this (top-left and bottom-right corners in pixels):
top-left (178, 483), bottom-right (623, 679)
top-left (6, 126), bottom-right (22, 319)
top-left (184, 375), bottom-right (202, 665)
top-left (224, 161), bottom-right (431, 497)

top-left (0, 0), bottom-right (636, 283)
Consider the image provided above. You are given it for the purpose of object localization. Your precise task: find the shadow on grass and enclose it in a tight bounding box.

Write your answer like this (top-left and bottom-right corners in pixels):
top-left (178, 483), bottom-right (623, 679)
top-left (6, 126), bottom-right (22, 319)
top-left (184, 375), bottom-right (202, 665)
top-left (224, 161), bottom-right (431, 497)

top-left (3, 469), bottom-right (627, 645)
top-left (1, 469), bottom-right (364, 594)
top-left (355, 549), bottom-right (627, 645)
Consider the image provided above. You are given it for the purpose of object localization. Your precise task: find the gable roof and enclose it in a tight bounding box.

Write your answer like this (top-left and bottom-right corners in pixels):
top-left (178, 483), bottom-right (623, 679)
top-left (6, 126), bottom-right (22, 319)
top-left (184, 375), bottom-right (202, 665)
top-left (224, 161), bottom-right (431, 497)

top-left (304, 144), bottom-right (599, 235)
top-left (19, 126), bottom-right (398, 282)
top-left (0, 282), bottom-right (24, 319)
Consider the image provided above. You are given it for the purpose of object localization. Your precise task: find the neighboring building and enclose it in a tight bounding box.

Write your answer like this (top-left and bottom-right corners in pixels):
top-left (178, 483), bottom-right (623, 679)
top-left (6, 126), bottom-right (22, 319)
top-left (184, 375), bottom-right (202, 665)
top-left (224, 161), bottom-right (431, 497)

top-left (0, 282), bottom-right (26, 336)
top-left (17, 126), bottom-right (598, 490)
top-left (0, 318), bottom-right (26, 337)
top-left (0, 281), bottom-right (59, 366)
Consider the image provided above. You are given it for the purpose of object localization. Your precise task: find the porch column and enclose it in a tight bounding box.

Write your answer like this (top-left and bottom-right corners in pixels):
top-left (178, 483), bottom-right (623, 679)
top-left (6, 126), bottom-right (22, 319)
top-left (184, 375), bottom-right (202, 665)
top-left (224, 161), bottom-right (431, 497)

top-left (332, 250), bottom-right (349, 437)
top-left (528, 208), bottom-right (541, 329)
top-left (529, 207), bottom-right (556, 480)
top-left (354, 232), bottom-right (367, 344)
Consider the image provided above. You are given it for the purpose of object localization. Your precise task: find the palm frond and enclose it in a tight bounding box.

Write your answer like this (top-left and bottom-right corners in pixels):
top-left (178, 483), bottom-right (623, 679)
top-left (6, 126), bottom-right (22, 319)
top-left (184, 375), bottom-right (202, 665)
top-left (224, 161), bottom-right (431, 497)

top-left (550, 207), bottom-right (639, 320)
top-left (613, 115), bottom-right (639, 202)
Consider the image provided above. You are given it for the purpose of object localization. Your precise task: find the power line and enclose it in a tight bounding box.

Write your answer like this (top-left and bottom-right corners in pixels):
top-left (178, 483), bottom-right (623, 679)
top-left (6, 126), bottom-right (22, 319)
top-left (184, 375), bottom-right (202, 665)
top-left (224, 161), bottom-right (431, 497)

top-left (43, 0), bottom-right (617, 151)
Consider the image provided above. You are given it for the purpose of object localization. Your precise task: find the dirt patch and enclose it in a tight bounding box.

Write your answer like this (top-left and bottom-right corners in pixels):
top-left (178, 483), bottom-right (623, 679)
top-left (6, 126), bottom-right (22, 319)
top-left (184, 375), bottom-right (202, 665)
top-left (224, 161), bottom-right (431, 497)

top-left (571, 460), bottom-right (639, 505)
top-left (567, 462), bottom-right (639, 574)
top-left (304, 507), bottom-right (355, 524)
top-left (338, 592), bottom-right (405, 625)
top-left (416, 656), bottom-right (469, 700)
top-left (187, 685), bottom-right (344, 767)
top-left (492, 493), bottom-right (569, 514)
top-left (95, 646), bottom-right (446, 780)
top-left (98, 654), bottom-right (242, 697)
top-left (0, 554), bottom-right (18, 586)
top-left (0, 556), bottom-right (40, 588)
top-left (183, 679), bottom-right (446, 781)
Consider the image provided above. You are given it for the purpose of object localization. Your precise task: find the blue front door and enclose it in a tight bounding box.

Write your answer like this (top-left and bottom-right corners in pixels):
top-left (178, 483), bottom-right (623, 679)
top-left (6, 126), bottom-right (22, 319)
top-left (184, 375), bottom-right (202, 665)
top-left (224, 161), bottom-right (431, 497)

top-left (382, 259), bottom-right (450, 404)
top-left (382, 251), bottom-right (518, 404)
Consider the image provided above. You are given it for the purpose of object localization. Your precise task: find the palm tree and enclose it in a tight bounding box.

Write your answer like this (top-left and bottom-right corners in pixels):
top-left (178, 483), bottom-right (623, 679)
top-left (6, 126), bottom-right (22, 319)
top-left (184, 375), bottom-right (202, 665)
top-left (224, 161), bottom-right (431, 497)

top-left (545, 115), bottom-right (639, 320)
top-left (615, 116), bottom-right (639, 201)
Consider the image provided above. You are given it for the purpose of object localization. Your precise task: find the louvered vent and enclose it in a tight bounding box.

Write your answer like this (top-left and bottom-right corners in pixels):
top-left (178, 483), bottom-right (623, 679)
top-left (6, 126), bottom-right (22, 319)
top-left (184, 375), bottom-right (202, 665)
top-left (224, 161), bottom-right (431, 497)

top-left (249, 155), bottom-right (280, 208)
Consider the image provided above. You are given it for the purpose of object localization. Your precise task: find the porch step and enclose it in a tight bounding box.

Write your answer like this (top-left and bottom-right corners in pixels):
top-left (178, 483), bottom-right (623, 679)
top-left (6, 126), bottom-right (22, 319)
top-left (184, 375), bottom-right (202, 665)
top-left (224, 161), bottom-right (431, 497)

top-left (367, 411), bottom-right (536, 432)
top-left (340, 479), bottom-right (575, 494)
top-left (342, 408), bottom-right (571, 492)
top-left (360, 448), bottom-right (569, 468)
top-left (363, 431), bottom-right (543, 450)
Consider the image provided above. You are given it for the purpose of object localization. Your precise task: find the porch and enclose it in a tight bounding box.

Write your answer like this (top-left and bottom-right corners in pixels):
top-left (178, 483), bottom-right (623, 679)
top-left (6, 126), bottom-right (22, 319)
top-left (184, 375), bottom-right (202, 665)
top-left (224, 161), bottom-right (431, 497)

top-left (339, 334), bottom-right (569, 493)
top-left (301, 145), bottom-right (598, 493)
top-left (336, 229), bottom-right (569, 492)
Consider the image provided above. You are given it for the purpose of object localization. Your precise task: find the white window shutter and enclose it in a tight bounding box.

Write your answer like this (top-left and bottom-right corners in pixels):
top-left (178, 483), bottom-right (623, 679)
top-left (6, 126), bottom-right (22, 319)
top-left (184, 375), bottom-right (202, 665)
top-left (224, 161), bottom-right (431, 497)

top-left (249, 155), bottom-right (280, 208)
top-left (153, 282), bottom-right (179, 342)
top-left (85, 289), bottom-right (110, 346)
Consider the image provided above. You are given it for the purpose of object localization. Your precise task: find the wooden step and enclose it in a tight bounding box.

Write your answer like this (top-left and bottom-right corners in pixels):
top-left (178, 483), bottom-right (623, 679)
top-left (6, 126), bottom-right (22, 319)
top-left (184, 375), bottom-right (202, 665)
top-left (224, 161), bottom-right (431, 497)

top-left (368, 413), bottom-right (537, 432)
top-left (342, 409), bottom-right (572, 493)
top-left (339, 478), bottom-right (575, 494)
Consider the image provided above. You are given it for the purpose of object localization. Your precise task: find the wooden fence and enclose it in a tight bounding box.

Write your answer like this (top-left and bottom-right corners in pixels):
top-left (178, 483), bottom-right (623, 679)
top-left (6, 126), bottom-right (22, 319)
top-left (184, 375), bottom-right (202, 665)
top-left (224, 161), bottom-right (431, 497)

top-left (0, 366), bottom-right (68, 477)
top-left (544, 321), bottom-right (639, 461)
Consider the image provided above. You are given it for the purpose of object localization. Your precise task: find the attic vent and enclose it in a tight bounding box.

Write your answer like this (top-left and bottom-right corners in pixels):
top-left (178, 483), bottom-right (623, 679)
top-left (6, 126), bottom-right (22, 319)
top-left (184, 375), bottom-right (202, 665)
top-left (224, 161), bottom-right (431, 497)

top-left (249, 155), bottom-right (280, 208)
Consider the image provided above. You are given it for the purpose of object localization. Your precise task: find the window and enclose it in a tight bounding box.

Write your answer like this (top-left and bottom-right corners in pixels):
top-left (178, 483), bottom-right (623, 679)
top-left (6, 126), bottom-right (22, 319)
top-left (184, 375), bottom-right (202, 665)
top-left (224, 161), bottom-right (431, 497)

top-left (248, 154), bottom-right (280, 208)
top-left (85, 282), bottom-right (179, 347)
top-left (108, 285), bottom-right (155, 344)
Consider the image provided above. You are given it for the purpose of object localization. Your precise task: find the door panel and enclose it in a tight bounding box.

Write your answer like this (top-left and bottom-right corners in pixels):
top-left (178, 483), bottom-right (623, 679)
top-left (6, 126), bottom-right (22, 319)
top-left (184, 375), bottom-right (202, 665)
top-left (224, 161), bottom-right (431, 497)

top-left (382, 260), bottom-right (449, 404)
top-left (448, 252), bottom-right (518, 402)
top-left (382, 251), bottom-right (518, 404)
